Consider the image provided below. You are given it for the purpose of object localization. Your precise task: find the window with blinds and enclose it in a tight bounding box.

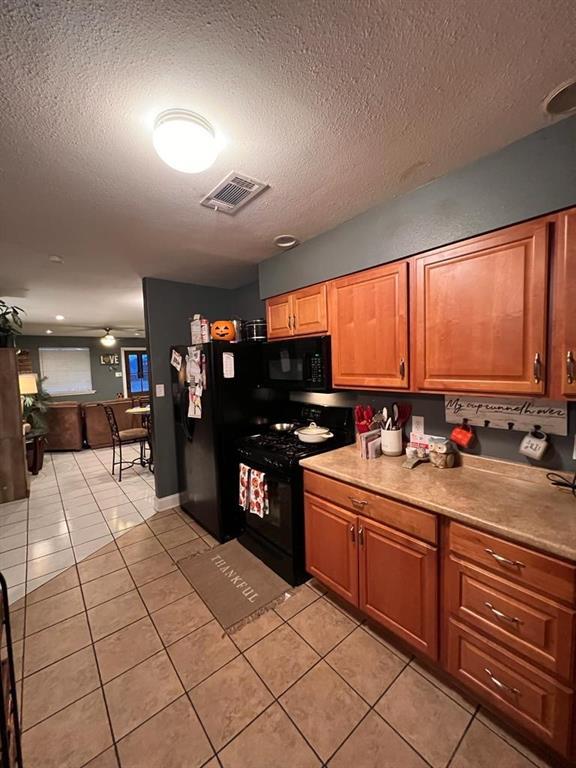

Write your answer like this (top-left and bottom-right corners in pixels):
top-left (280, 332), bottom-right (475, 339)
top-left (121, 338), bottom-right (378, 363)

top-left (39, 347), bottom-right (94, 396)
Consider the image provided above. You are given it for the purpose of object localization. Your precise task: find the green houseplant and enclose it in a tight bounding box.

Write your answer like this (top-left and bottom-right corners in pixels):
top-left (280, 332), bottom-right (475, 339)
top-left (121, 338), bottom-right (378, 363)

top-left (22, 377), bottom-right (51, 431)
top-left (0, 300), bottom-right (24, 347)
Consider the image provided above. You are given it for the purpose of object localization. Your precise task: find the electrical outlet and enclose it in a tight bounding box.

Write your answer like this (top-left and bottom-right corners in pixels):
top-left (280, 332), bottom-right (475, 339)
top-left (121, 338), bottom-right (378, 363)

top-left (114, 371), bottom-right (122, 378)
top-left (412, 415), bottom-right (425, 435)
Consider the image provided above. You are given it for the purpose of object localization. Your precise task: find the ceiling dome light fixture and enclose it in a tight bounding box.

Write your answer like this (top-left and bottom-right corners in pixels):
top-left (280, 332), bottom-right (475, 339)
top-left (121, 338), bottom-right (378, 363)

top-left (544, 77), bottom-right (576, 116)
top-left (45, 329), bottom-right (53, 335)
top-left (274, 234), bottom-right (300, 250)
top-left (153, 109), bottom-right (220, 173)
top-left (101, 329), bottom-right (116, 347)
top-left (55, 314), bottom-right (65, 321)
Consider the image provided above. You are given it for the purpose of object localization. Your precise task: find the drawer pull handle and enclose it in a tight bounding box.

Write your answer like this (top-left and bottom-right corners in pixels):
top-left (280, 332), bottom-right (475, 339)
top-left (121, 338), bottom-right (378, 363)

top-left (484, 668), bottom-right (520, 696)
top-left (350, 525), bottom-right (355, 543)
top-left (485, 548), bottom-right (525, 569)
top-left (484, 602), bottom-right (522, 625)
top-left (349, 497), bottom-right (368, 508)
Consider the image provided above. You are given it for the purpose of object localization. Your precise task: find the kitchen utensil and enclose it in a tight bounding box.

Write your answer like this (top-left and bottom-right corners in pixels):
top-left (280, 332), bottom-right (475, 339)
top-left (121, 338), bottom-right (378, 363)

top-left (381, 427), bottom-right (403, 456)
top-left (384, 417), bottom-right (392, 431)
top-left (244, 318), bottom-right (267, 342)
top-left (231, 319), bottom-right (244, 342)
top-left (270, 422), bottom-right (296, 433)
top-left (397, 403), bottom-right (412, 428)
top-left (392, 402), bottom-right (399, 428)
top-left (519, 429), bottom-right (549, 460)
top-left (295, 422), bottom-right (334, 444)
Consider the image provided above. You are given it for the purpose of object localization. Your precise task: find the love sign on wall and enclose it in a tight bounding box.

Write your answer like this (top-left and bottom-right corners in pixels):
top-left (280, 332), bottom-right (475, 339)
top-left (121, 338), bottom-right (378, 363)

top-left (444, 396), bottom-right (568, 436)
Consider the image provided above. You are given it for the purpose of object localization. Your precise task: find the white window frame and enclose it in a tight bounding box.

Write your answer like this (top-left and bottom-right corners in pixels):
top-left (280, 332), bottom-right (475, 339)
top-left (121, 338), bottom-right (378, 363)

top-left (39, 347), bottom-right (95, 397)
top-left (120, 347), bottom-right (148, 398)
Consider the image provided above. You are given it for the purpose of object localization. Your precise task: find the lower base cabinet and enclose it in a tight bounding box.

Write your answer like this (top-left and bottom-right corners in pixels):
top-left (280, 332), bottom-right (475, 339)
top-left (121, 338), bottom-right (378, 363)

top-left (359, 519), bottom-right (438, 658)
top-left (446, 618), bottom-right (573, 755)
top-left (303, 470), bottom-right (576, 764)
top-left (304, 488), bottom-right (438, 660)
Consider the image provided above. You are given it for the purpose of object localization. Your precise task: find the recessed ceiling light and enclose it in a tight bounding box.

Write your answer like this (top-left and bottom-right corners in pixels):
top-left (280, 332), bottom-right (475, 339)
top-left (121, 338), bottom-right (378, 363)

top-left (46, 329), bottom-right (53, 334)
top-left (55, 314), bottom-right (65, 321)
top-left (274, 234), bottom-right (300, 250)
top-left (153, 109), bottom-right (220, 173)
top-left (48, 255), bottom-right (63, 264)
top-left (544, 77), bottom-right (576, 116)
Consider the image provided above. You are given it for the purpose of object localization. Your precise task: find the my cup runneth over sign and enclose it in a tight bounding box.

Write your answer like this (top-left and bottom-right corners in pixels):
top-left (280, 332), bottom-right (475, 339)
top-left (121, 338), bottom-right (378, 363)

top-left (444, 396), bottom-right (568, 436)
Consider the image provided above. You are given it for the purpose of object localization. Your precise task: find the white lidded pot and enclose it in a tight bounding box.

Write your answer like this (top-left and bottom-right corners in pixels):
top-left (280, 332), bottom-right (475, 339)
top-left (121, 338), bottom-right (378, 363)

top-left (295, 422), bottom-right (334, 444)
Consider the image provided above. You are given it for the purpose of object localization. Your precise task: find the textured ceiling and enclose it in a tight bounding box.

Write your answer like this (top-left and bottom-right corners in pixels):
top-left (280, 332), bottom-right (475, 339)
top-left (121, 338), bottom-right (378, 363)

top-left (1, 0), bottom-right (575, 334)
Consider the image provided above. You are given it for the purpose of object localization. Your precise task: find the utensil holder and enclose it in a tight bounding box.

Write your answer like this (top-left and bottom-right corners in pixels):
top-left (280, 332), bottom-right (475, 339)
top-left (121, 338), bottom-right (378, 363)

top-left (381, 428), bottom-right (403, 456)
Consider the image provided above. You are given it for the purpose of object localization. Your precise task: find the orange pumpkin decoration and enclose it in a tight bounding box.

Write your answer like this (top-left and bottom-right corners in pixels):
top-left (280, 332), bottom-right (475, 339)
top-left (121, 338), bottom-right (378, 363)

top-left (210, 320), bottom-right (236, 341)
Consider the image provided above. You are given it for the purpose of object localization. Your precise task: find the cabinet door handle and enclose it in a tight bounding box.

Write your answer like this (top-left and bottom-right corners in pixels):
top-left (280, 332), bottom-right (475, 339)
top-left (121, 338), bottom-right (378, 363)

top-left (485, 548), bottom-right (525, 569)
top-left (350, 525), bottom-right (356, 543)
top-left (484, 601), bottom-right (522, 625)
top-left (399, 358), bottom-right (405, 379)
top-left (567, 350), bottom-right (575, 385)
top-left (484, 668), bottom-right (520, 696)
top-left (533, 352), bottom-right (542, 383)
top-left (348, 497), bottom-right (368, 508)
top-left (292, 314), bottom-right (297, 329)
top-left (287, 315), bottom-right (293, 330)
top-left (358, 526), bottom-right (364, 545)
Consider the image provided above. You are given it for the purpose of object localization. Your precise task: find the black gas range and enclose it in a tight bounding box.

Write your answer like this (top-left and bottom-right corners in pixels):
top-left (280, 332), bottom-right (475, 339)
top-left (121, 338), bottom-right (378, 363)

top-left (236, 405), bottom-right (354, 585)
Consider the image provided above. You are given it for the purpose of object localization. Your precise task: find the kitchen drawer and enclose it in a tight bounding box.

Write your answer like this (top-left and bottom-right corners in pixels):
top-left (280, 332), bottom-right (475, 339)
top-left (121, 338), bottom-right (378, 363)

top-left (446, 618), bottom-right (573, 756)
top-left (303, 471), bottom-right (437, 545)
top-left (448, 522), bottom-right (576, 605)
top-left (445, 554), bottom-right (575, 681)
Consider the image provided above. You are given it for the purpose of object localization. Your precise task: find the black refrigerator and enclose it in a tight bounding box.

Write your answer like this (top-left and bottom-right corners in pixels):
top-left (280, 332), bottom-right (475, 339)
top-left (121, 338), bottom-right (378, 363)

top-left (170, 342), bottom-right (264, 542)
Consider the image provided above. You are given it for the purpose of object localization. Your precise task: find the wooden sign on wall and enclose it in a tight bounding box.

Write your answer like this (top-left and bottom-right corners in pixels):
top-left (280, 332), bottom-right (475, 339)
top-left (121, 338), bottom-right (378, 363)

top-left (100, 354), bottom-right (119, 366)
top-left (444, 396), bottom-right (568, 436)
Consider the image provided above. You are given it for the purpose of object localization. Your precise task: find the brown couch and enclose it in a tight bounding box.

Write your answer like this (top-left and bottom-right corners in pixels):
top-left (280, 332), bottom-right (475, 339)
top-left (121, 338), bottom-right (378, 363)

top-left (45, 402), bottom-right (84, 451)
top-left (83, 399), bottom-right (142, 449)
top-left (45, 397), bottom-right (150, 451)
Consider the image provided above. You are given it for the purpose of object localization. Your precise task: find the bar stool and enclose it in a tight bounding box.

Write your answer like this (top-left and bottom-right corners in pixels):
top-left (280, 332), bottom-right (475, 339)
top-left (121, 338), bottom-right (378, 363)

top-left (101, 405), bottom-right (148, 482)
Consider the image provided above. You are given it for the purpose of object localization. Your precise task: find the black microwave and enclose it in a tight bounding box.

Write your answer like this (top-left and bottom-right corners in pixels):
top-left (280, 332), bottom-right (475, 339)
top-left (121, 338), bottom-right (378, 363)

top-left (261, 336), bottom-right (331, 391)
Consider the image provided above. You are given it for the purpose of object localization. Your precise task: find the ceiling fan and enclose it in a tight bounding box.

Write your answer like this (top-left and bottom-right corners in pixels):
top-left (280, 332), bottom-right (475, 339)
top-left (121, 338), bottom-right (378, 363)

top-left (49, 324), bottom-right (145, 346)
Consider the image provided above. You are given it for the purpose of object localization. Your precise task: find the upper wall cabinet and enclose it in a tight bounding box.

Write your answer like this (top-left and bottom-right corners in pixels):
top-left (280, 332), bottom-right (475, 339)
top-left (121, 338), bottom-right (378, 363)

top-left (551, 208), bottom-right (576, 398)
top-left (266, 283), bottom-right (328, 339)
top-left (329, 262), bottom-right (409, 389)
top-left (413, 220), bottom-right (550, 394)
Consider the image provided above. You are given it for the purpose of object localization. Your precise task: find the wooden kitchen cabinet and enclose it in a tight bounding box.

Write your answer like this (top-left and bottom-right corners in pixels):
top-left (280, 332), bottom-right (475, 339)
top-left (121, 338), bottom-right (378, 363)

top-left (413, 218), bottom-right (550, 394)
top-left (304, 492), bottom-right (358, 604)
top-left (266, 283), bottom-right (328, 339)
top-left (329, 261), bottom-right (409, 389)
top-left (359, 517), bottom-right (438, 658)
top-left (551, 208), bottom-right (576, 398)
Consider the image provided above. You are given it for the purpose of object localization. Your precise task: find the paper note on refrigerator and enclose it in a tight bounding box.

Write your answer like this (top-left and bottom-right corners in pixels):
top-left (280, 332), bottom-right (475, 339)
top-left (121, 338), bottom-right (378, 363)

top-left (222, 352), bottom-right (235, 379)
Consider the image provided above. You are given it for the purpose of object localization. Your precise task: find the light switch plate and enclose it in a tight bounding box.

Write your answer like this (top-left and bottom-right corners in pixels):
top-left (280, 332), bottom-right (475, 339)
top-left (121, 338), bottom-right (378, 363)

top-left (114, 371), bottom-right (122, 378)
top-left (412, 415), bottom-right (425, 435)
top-left (155, 384), bottom-right (165, 398)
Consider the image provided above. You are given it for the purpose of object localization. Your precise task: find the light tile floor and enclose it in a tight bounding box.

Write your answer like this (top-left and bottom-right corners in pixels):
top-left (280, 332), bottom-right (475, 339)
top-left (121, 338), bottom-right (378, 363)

top-left (1, 449), bottom-right (558, 768)
top-left (0, 445), bottom-right (156, 605)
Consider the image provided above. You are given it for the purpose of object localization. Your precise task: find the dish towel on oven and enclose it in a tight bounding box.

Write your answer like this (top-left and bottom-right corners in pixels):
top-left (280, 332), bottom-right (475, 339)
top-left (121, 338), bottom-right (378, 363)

top-left (239, 463), bottom-right (250, 510)
top-left (238, 464), bottom-right (269, 518)
top-left (249, 468), bottom-right (269, 518)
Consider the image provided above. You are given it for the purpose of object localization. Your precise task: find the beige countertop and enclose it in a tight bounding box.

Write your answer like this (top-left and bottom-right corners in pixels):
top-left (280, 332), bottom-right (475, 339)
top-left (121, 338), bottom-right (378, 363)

top-left (300, 445), bottom-right (576, 562)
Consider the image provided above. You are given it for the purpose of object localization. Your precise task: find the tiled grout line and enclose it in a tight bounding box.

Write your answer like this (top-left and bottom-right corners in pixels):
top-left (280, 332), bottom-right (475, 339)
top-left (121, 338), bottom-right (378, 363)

top-left (445, 708), bottom-right (480, 768)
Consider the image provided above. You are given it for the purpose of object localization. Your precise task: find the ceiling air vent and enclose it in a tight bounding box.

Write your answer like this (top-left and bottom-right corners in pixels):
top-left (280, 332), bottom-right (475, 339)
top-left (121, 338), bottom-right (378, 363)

top-left (201, 172), bottom-right (269, 215)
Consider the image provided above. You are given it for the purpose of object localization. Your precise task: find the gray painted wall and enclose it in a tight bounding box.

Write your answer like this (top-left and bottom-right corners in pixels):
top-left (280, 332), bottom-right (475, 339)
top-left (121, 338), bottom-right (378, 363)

top-left (259, 116), bottom-right (576, 297)
top-left (292, 391), bottom-right (576, 473)
top-left (21, 335), bottom-right (146, 402)
top-left (143, 278), bottom-right (264, 499)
